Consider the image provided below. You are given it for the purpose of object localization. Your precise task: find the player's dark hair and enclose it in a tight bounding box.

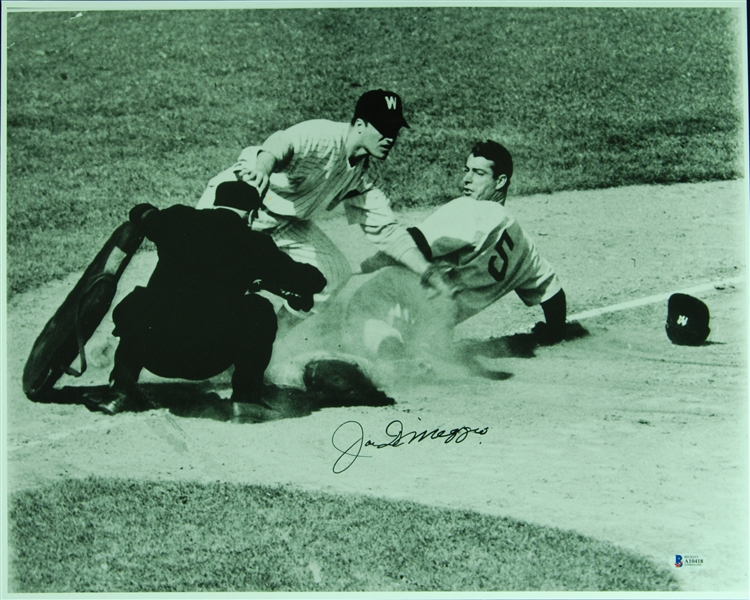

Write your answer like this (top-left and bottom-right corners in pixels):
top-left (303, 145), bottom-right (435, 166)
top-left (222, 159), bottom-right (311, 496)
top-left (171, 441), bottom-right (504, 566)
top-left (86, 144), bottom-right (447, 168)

top-left (471, 140), bottom-right (513, 191)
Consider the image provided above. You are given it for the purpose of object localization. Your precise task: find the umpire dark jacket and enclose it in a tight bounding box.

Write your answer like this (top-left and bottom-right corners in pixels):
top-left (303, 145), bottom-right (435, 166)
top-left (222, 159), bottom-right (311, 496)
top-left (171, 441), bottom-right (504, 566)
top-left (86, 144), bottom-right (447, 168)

top-left (112, 203), bottom-right (325, 379)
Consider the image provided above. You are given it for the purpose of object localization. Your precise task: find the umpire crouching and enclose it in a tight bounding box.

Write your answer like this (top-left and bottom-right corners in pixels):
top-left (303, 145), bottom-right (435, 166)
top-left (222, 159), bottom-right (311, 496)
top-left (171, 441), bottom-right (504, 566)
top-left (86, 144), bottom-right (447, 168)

top-left (100, 180), bottom-right (326, 420)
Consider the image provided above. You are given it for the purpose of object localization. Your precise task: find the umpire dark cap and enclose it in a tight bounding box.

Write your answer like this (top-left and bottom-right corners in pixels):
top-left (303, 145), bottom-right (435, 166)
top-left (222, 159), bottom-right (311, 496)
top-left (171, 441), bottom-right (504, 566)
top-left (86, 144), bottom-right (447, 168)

top-left (215, 180), bottom-right (263, 214)
top-left (666, 293), bottom-right (710, 346)
top-left (354, 90), bottom-right (409, 138)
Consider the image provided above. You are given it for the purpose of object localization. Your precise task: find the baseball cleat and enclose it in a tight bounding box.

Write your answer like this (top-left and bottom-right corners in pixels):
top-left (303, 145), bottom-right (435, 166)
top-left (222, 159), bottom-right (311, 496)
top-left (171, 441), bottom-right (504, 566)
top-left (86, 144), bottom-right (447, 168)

top-left (97, 390), bottom-right (131, 415)
top-left (97, 389), bottom-right (149, 415)
top-left (95, 379), bottom-right (154, 415)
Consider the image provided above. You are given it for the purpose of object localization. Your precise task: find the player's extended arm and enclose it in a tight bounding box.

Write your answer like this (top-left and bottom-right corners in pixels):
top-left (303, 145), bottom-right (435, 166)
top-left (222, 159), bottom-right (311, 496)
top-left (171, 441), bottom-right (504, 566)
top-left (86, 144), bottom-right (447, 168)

top-left (344, 188), bottom-right (432, 274)
top-left (397, 245), bottom-right (431, 276)
top-left (533, 289), bottom-right (567, 345)
top-left (359, 225), bottom-right (433, 274)
top-left (542, 289), bottom-right (566, 329)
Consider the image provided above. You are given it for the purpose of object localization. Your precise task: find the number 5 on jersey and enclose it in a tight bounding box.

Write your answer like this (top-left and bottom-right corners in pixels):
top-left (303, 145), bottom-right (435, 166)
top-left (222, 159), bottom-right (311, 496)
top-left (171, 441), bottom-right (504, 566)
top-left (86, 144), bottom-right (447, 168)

top-left (488, 230), bottom-right (514, 282)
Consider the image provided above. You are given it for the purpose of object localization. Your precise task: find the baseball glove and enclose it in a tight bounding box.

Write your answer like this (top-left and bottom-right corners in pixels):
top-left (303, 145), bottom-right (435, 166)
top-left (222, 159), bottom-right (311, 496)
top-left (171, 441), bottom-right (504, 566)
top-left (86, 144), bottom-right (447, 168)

top-left (531, 321), bottom-right (589, 346)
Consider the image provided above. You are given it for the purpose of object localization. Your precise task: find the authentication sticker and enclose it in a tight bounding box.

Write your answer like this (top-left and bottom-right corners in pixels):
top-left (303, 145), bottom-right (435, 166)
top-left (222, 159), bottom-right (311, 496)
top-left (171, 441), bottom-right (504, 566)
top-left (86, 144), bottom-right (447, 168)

top-left (674, 554), bottom-right (704, 568)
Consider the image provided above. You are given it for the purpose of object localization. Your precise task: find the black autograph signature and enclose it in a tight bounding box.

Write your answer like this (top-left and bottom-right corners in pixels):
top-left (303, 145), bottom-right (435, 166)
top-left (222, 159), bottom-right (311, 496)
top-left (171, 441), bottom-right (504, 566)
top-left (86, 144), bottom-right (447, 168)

top-left (331, 419), bottom-right (489, 474)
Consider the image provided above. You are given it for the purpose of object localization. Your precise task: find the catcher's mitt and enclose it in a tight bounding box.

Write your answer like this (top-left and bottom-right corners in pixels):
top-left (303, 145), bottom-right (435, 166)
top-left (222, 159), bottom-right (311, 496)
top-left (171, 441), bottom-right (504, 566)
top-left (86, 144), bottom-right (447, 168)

top-left (22, 221), bottom-right (144, 401)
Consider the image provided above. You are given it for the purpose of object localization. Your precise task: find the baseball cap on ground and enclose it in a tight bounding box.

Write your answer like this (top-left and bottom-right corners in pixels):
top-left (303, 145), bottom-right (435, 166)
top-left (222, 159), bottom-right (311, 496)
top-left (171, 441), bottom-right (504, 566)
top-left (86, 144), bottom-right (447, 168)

top-left (354, 90), bottom-right (409, 138)
top-left (665, 293), bottom-right (710, 346)
top-left (214, 180), bottom-right (263, 214)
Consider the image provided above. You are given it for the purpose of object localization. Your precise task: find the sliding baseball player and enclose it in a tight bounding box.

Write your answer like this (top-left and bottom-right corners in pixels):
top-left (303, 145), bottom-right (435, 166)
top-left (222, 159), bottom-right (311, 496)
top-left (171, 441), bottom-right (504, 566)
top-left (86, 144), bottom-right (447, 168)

top-left (345, 140), bottom-right (569, 361)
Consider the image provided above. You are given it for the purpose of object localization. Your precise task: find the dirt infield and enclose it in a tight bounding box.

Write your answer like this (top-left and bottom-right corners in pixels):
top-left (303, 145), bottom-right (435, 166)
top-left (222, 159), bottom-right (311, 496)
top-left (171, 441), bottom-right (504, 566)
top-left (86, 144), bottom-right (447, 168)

top-left (5, 180), bottom-right (749, 592)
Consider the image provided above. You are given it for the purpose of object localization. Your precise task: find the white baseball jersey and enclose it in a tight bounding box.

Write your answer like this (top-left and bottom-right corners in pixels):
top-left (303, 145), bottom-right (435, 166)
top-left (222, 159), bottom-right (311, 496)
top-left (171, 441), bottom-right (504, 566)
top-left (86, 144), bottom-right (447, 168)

top-left (198, 120), bottom-right (415, 260)
top-left (413, 197), bottom-right (562, 323)
top-left (197, 120), bottom-right (418, 311)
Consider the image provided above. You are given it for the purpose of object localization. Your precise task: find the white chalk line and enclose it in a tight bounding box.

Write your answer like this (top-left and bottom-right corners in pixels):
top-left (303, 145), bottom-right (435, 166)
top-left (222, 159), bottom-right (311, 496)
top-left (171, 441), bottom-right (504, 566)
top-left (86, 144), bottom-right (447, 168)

top-left (568, 276), bottom-right (743, 322)
top-left (9, 276), bottom-right (744, 453)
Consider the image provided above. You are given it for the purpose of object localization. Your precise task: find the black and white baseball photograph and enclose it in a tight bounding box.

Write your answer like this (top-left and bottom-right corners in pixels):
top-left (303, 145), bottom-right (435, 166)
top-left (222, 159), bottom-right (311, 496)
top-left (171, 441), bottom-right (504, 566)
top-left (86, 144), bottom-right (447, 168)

top-left (2, 0), bottom-right (748, 595)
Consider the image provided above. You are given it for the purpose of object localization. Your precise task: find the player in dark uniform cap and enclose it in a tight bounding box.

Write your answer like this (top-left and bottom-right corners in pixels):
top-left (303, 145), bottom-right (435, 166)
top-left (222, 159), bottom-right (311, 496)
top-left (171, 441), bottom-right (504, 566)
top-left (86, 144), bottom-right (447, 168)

top-left (100, 180), bottom-right (326, 420)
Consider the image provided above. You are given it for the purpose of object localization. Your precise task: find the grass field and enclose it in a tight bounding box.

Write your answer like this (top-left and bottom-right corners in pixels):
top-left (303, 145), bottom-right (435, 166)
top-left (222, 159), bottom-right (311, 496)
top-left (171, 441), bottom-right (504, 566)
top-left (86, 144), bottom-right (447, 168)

top-left (9, 477), bottom-right (679, 592)
top-left (4, 7), bottom-right (745, 297)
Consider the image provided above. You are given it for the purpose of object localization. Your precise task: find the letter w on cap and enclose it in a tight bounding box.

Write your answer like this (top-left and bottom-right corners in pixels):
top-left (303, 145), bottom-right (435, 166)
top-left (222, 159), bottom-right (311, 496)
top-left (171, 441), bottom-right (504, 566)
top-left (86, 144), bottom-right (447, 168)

top-left (385, 96), bottom-right (398, 110)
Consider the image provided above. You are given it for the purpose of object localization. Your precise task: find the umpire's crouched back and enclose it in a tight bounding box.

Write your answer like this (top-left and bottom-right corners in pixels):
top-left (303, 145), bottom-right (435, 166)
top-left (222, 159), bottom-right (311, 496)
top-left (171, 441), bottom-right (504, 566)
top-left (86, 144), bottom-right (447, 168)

top-left (103, 181), bottom-right (325, 416)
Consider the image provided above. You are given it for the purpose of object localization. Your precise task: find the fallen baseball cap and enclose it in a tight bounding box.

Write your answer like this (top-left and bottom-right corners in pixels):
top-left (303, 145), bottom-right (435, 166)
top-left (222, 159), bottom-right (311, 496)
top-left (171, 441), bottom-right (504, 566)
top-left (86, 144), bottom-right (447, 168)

top-left (665, 293), bottom-right (710, 346)
top-left (215, 180), bottom-right (262, 214)
top-left (354, 89), bottom-right (409, 138)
